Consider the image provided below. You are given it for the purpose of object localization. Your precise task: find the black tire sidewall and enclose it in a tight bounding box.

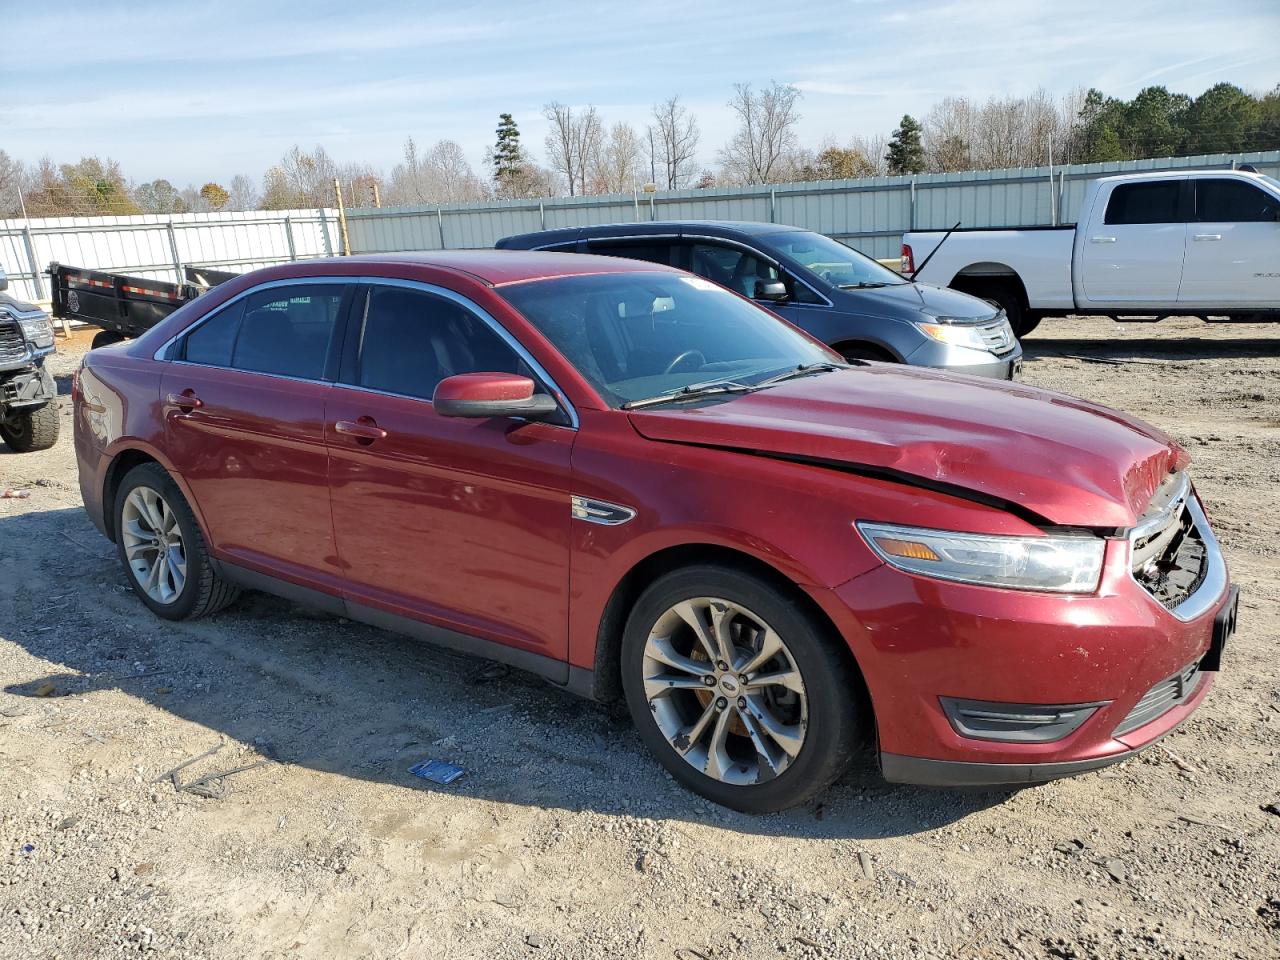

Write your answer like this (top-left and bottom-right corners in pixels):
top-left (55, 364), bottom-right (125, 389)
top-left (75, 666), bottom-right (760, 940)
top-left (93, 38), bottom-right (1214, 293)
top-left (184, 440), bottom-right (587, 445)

top-left (114, 464), bottom-right (208, 621)
top-left (621, 565), bottom-right (863, 813)
top-left (0, 404), bottom-right (58, 452)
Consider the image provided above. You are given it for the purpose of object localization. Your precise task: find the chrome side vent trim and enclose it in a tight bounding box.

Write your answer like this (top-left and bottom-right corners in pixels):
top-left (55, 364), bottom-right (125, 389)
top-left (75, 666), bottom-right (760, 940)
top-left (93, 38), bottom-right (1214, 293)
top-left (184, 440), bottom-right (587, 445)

top-left (571, 496), bottom-right (636, 526)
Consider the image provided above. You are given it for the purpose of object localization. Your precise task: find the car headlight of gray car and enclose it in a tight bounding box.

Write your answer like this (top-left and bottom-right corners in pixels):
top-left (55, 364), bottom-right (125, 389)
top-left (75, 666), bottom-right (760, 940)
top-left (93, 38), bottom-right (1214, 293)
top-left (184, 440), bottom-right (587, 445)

top-left (18, 314), bottom-right (55, 350)
top-left (913, 317), bottom-right (1006, 352)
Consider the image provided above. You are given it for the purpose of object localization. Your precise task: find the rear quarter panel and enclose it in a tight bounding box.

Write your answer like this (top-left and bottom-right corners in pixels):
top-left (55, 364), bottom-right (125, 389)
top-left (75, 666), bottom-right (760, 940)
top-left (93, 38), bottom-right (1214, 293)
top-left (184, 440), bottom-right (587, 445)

top-left (907, 230), bottom-right (1076, 310)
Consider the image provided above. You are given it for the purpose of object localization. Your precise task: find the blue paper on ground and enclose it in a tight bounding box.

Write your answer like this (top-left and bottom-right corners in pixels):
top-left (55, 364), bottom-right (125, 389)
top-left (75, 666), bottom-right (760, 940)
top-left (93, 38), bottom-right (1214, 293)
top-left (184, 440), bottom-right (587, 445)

top-left (408, 760), bottom-right (465, 785)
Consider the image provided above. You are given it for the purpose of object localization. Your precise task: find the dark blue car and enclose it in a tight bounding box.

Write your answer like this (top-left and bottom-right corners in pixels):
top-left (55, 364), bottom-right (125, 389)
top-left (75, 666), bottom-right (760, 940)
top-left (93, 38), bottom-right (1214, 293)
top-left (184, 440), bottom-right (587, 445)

top-left (497, 221), bottom-right (1021, 379)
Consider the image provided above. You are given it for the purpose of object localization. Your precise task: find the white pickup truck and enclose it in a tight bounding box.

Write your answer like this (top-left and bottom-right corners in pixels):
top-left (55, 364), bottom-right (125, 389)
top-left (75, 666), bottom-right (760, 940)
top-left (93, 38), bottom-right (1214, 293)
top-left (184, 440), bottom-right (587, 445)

top-left (900, 169), bottom-right (1280, 337)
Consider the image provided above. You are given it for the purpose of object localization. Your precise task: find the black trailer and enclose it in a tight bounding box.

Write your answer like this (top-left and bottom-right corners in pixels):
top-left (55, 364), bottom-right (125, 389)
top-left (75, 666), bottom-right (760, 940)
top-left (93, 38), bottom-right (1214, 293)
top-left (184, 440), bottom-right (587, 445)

top-left (48, 263), bottom-right (237, 347)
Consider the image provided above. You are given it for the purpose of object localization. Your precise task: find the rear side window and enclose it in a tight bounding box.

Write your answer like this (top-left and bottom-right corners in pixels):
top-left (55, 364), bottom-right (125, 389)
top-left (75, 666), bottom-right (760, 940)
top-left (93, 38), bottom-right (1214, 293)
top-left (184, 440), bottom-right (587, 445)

top-left (182, 301), bottom-right (242, 366)
top-left (231, 285), bottom-right (345, 379)
top-left (1104, 181), bottom-right (1183, 225)
top-left (1196, 179), bottom-right (1280, 222)
top-left (354, 285), bottom-right (532, 401)
top-left (586, 241), bottom-right (674, 266)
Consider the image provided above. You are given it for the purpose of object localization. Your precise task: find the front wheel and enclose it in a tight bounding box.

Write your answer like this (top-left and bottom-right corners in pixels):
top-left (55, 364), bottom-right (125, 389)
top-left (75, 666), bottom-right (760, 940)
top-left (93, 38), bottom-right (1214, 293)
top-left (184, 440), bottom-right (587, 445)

top-left (621, 565), bottom-right (866, 812)
top-left (114, 462), bottom-right (240, 620)
top-left (0, 404), bottom-right (60, 452)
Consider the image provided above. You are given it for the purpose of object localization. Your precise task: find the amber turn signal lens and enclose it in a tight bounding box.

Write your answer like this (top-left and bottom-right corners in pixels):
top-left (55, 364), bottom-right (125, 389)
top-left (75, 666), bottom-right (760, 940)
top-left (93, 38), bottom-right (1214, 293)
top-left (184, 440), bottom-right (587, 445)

top-left (874, 537), bottom-right (941, 561)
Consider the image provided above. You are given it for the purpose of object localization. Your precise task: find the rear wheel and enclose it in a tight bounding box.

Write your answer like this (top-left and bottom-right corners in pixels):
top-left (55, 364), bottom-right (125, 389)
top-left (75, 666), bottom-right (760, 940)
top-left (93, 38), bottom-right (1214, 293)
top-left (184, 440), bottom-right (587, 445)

top-left (621, 565), bottom-right (866, 812)
top-left (114, 462), bottom-right (239, 620)
top-left (0, 404), bottom-right (60, 452)
top-left (91, 330), bottom-right (127, 349)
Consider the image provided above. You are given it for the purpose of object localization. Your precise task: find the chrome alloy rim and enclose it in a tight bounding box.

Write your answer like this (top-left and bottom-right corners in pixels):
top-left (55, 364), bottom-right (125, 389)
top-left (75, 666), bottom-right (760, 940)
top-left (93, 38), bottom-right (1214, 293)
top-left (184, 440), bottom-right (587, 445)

top-left (121, 486), bottom-right (187, 604)
top-left (642, 597), bottom-right (808, 785)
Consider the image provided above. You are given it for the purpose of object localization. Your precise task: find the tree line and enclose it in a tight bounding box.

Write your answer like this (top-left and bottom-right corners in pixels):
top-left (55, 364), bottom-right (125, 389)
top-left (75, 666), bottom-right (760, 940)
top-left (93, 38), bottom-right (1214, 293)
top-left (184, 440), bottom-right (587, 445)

top-left (2, 81), bottom-right (1276, 219)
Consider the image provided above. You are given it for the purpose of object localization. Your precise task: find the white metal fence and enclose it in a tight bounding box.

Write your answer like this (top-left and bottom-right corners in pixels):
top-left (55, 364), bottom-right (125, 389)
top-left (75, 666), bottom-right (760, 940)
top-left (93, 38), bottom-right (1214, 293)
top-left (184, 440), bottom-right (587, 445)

top-left (344, 150), bottom-right (1280, 261)
top-left (3, 150), bottom-right (1277, 305)
top-left (0, 208), bottom-right (340, 303)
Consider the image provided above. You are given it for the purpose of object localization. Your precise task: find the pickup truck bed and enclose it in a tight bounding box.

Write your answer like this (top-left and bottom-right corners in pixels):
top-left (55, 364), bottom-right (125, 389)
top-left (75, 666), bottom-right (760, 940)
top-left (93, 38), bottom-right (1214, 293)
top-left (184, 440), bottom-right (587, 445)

top-left (48, 263), bottom-right (236, 343)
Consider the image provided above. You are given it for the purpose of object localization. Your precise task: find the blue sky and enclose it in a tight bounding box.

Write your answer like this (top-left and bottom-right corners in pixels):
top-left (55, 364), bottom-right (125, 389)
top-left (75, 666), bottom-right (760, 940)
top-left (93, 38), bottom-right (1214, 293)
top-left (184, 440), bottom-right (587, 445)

top-left (3, 0), bottom-right (1277, 185)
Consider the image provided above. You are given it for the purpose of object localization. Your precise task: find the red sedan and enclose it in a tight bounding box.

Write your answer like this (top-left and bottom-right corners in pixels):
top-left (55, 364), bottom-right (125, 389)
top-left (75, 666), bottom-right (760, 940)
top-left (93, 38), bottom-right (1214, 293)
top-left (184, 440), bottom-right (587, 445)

top-left (72, 252), bottom-right (1237, 811)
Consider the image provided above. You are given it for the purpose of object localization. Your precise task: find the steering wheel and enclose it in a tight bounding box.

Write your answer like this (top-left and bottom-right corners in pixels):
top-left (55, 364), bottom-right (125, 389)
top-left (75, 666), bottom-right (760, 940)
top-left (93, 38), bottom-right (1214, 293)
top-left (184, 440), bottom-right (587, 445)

top-left (664, 349), bottom-right (706, 375)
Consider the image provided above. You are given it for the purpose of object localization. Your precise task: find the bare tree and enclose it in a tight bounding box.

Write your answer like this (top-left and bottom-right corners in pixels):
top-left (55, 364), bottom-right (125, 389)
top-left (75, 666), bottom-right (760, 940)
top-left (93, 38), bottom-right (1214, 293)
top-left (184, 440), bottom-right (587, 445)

top-left (649, 96), bottom-right (701, 189)
top-left (587, 122), bottom-right (644, 194)
top-left (543, 102), bottom-right (603, 196)
top-left (718, 81), bottom-right (803, 185)
top-left (0, 149), bottom-right (26, 217)
top-left (923, 97), bottom-right (975, 172)
top-left (226, 174), bottom-right (260, 211)
top-left (387, 138), bottom-right (485, 205)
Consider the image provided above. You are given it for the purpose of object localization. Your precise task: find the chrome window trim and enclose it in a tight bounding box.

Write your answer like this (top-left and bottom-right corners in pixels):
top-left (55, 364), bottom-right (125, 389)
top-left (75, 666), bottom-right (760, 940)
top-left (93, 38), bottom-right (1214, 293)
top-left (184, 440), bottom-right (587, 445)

top-left (1127, 486), bottom-right (1227, 623)
top-left (681, 234), bottom-right (834, 308)
top-left (154, 274), bottom-right (578, 430)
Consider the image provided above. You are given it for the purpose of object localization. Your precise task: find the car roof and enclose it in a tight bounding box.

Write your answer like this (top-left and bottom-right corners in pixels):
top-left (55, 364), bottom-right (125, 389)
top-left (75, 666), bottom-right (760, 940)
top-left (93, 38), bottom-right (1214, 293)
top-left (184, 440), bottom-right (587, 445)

top-left (310, 250), bottom-right (685, 286)
top-left (1094, 169), bottom-right (1269, 185)
top-left (497, 220), bottom-right (807, 248)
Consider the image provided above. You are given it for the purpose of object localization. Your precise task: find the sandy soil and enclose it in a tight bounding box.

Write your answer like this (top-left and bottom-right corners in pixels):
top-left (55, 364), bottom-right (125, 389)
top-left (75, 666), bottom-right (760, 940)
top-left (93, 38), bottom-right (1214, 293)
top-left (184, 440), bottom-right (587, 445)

top-left (1, 317), bottom-right (1277, 960)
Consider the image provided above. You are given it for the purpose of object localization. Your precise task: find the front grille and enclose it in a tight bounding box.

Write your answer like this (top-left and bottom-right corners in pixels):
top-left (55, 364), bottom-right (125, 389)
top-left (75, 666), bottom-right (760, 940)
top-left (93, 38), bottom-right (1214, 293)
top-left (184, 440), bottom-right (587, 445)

top-left (1130, 473), bottom-right (1209, 611)
top-left (977, 319), bottom-right (1016, 356)
top-left (1114, 661), bottom-right (1201, 735)
top-left (0, 317), bottom-right (26, 364)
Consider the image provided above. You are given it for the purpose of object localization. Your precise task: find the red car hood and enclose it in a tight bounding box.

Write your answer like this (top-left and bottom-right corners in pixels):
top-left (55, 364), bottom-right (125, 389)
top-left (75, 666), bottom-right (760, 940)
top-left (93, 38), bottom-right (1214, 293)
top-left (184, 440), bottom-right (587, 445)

top-left (627, 366), bottom-right (1187, 528)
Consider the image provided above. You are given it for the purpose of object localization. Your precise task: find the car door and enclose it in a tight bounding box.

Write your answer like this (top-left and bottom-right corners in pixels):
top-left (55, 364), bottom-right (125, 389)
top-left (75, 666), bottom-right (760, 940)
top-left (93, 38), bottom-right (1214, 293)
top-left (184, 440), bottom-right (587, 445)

top-left (326, 281), bottom-right (575, 661)
top-left (1079, 179), bottom-right (1188, 306)
top-left (1179, 178), bottom-right (1280, 306)
top-left (160, 280), bottom-right (351, 588)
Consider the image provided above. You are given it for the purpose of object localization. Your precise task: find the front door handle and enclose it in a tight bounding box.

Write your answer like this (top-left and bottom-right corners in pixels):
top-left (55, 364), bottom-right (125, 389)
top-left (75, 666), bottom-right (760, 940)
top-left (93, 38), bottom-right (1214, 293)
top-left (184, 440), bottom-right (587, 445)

top-left (334, 418), bottom-right (388, 442)
top-left (1089, 236), bottom-right (1117, 244)
top-left (165, 391), bottom-right (203, 411)
top-left (1192, 233), bottom-right (1222, 241)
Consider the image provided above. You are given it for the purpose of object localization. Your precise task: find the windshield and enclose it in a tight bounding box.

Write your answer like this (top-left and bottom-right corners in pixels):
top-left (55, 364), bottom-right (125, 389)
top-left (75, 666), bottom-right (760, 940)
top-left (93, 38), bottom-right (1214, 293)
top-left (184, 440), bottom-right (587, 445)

top-left (499, 272), bottom-right (837, 407)
top-left (768, 231), bottom-right (908, 288)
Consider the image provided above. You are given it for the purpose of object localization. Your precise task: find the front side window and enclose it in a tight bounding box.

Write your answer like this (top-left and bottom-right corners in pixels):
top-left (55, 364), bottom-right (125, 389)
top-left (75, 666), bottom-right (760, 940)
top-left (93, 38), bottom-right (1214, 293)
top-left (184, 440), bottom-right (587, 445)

top-left (1196, 179), bottom-right (1280, 222)
top-left (687, 243), bottom-right (781, 298)
top-left (354, 285), bottom-right (537, 401)
top-left (182, 300), bottom-right (242, 366)
top-left (1104, 181), bottom-right (1183, 225)
top-left (499, 272), bottom-right (835, 407)
top-left (765, 231), bottom-right (907, 289)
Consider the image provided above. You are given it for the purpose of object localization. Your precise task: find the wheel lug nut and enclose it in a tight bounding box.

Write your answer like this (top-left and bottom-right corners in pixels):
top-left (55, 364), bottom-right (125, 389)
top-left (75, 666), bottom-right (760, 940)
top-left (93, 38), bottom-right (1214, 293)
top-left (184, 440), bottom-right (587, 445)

top-left (715, 697), bottom-right (727, 710)
top-left (702, 675), bottom-right (715, 686)
top-left (737, 697), bottom-right (746, 709)
top-left (738, 675), bottom-right (749, 685)
top-left (716, 661), bottom-right (728, 671)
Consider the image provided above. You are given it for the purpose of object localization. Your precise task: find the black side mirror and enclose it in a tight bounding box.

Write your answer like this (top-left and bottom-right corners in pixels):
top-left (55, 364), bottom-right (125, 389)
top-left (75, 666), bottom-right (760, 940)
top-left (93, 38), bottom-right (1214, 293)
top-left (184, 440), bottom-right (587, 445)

top-left (753, 279), bottom-right (788, 302)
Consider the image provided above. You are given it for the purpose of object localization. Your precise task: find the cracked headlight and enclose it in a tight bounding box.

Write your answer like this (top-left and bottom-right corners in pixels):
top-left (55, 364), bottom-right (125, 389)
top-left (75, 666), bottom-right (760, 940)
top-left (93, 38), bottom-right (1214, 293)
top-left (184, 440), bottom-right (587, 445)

top-left (857, 522), bottom-right (1105, 593)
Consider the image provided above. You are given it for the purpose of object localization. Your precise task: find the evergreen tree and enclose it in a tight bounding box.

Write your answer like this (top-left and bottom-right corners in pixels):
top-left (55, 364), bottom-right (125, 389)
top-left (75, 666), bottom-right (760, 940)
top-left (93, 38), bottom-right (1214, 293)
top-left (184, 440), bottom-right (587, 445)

top-left (885, 115), bottom-right (925, 174)
top-left (490, 113), bottom-right (524, 192)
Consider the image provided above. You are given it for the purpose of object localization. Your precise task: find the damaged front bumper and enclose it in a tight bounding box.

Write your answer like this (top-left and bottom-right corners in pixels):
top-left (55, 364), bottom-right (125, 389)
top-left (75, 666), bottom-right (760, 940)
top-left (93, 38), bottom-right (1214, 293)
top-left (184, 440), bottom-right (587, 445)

top-left (1, 363), bottom-right (58, 411)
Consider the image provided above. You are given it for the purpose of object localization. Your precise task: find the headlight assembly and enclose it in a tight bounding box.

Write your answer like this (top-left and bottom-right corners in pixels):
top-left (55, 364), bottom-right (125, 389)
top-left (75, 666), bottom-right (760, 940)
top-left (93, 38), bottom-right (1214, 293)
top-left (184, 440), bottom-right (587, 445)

top-left (18, 314), bottom-right (55, 350)
top-left (914, 321), bottom-right (990, 352)
top-left (857, 521), bottom-right (1105, 594)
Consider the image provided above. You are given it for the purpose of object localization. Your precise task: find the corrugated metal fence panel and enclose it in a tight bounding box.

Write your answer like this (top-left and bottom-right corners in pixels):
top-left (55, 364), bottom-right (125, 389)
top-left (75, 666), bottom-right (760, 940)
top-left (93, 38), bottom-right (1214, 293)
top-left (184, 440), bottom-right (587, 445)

top-left (0, 208), bottom-right (339, 302)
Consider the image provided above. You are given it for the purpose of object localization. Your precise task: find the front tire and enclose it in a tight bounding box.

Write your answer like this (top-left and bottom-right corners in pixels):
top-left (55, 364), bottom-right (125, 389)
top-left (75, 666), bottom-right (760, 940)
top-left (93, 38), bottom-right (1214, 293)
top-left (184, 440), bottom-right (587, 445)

top-left (621, 565), bottom-right (866, 812)
top-left (114, 463), bottom-right (240, 620)
top-left (1, 404), bottom-right (60, 452)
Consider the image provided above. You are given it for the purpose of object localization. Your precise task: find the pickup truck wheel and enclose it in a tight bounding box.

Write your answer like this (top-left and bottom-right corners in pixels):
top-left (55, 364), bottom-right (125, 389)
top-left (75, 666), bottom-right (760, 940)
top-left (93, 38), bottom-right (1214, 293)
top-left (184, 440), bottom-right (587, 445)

top-left (621, 565), bottom-right (866, 812)
top-left (0, 404), bottom-right (60, 452)
top-left (114, 463), bottom-right (240, 621)
top-left (965, 280), bottom-right (1032, 338)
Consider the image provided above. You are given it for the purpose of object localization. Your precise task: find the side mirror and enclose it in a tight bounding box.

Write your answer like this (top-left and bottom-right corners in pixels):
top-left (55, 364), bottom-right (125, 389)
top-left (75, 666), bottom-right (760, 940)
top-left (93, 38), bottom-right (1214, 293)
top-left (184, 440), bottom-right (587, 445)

top-left (433, 372), bottom-right (559, 420)
top-left (753, 279), bottom-right (788, 302)
top-left (0, 265), bottom-right (8, 292)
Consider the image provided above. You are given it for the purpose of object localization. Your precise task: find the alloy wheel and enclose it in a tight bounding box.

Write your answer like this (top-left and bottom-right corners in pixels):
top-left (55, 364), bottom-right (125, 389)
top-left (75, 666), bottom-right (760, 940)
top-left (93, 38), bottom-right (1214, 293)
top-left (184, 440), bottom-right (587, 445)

top-left (121, 485), bottom-right (187, 604)
top-left (642, 597), bottom-right (808, 785)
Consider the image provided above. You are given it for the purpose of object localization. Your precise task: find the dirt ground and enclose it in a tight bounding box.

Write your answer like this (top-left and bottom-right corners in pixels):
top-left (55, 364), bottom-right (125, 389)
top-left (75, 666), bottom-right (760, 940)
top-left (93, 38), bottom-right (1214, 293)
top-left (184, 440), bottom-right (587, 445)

top-left (1, 317), bottom-right (1278, 960)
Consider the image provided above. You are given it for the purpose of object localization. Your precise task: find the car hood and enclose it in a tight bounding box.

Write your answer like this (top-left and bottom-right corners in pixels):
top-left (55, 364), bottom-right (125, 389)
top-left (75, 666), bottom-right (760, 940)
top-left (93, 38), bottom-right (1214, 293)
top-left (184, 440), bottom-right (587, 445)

top-left (627, 365), bottom-right (1186, 528)
top-left (832, 281), bottom-right (1000, 322)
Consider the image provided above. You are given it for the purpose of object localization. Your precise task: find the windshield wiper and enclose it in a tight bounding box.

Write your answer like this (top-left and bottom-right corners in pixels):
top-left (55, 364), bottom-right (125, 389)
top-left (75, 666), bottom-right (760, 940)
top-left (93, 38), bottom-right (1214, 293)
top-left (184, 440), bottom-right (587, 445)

top-left (752, 361), bottom-right (856, 389)
top-left (622, 379), bottom-right (757, 410)
top-left (837, 281), bottom-right (890, 289)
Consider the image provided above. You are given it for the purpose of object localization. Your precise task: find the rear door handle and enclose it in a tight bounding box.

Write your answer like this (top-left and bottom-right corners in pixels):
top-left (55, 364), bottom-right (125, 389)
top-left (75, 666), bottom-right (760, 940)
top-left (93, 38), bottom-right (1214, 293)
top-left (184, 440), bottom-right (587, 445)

top-left (1192, 233), bottom-right (1222, 241)
top-left (334, 418), bottom-right (388, 442)
top-left (1089, 236), bottom-right (1117, 244)
top-left (165, 391), bottom-right (203, 411)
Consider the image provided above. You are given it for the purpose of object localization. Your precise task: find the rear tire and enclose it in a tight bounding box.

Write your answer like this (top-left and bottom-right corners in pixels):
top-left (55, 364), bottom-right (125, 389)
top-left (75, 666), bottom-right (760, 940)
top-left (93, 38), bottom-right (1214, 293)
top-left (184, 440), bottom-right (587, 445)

top-left (620, 564), bottom-right (866, 812)
top-left (114, 462), bottom-right (240, 621)
top-left (0, 404), bottom-right (60, 452)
